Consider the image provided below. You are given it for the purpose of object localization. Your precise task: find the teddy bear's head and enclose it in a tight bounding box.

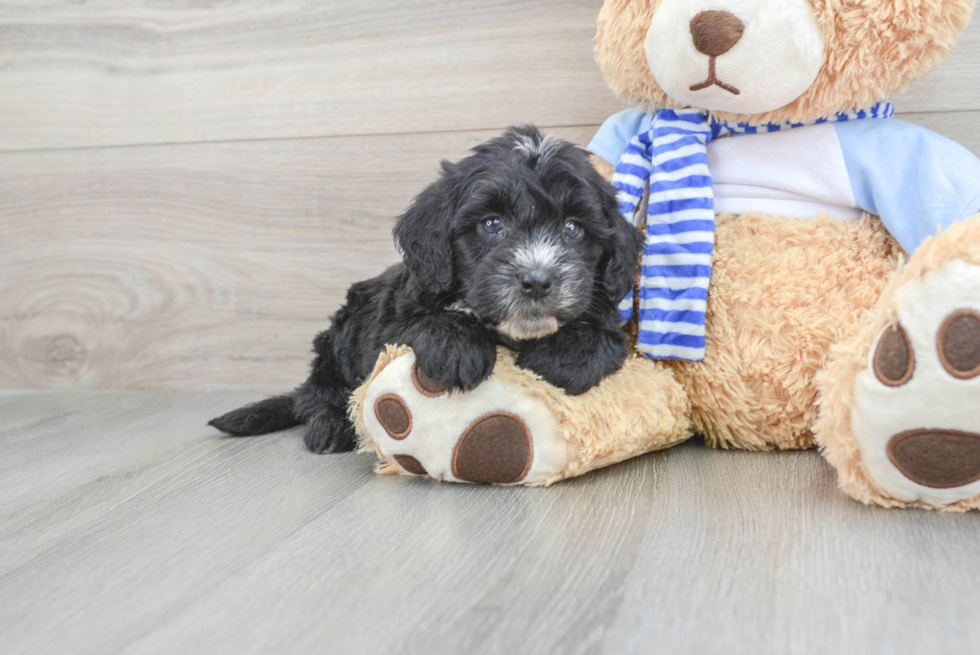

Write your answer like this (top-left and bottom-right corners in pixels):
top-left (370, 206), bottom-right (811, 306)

top-left (596, 0), bottom-right (974, 124)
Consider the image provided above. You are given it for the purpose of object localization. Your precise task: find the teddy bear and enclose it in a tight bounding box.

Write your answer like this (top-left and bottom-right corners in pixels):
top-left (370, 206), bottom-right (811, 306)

top-left (351, 0), bottom-right (980, 510)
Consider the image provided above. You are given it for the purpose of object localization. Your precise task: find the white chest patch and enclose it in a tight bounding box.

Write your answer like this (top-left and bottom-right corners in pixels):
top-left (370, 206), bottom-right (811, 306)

top-left (707, 123), bottom-right (862, 220)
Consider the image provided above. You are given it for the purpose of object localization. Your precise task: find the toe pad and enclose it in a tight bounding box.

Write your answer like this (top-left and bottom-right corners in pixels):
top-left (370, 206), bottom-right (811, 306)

top-left (939, 310), bottom-right (980, 379)
top-left (375, 395), bottom-right (412, 440)
top-left (452, 413), bottom-right (533, 484)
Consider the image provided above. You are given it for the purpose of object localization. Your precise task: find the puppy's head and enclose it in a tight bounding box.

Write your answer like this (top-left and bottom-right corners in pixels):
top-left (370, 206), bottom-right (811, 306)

top-left (393, 126), bottom-right (643, 340)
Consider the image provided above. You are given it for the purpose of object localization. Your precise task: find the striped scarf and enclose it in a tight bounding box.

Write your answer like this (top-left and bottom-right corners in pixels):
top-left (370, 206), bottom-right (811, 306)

top-left (614, 103), bottom-right (894, 361)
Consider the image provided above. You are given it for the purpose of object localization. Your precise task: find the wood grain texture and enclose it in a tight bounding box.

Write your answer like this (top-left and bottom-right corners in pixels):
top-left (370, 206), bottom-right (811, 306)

top-left (2, 390), bottom-right (980, 655)
top-left (0, 1), bottom-right (977, 152)
top-left (1, 1), bottom-right (979, 392)
top-left (0, 126), bottom-right (598, 391)
top-left (3, 112), bottom-right (980, 392)
top-left (0, 0), bottom-right (617, 151)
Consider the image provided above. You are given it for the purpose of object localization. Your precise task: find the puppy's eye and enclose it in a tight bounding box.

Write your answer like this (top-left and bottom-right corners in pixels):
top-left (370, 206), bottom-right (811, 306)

top-left (564, 220), bottom-right (583, 241)
top-left (481, 217), bottom-right (505, 236)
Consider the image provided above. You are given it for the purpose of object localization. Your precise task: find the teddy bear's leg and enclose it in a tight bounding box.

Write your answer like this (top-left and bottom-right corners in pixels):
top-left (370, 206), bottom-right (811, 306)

top-left (816, 216), bottom-right (980, 510)
top-left (348, 345), bottom-right (693, 485)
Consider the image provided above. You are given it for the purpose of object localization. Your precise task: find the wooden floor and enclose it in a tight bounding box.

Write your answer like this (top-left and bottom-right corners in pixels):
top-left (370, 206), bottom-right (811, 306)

top-left (2, 390), bottom-right (980, 655)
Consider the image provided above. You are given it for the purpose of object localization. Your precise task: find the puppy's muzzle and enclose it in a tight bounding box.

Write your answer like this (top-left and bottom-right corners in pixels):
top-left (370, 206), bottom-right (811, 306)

top-left (498, 252), bottom-right (562, 341)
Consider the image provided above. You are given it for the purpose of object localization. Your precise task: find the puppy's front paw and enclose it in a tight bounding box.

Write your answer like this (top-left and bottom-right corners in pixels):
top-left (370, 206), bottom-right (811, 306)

top-left (304, 406), bottom-right (358, 454)
top-left (413, 331), bottom-right (497, 392)
top-left (517, 323), bottom-right (627, 395)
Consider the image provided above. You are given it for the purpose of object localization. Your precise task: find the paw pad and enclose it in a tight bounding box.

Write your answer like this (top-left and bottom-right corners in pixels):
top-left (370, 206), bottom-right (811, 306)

top-left (360, 352), bottom-right (566, 484)
top-left (452, 412), bottom-right (533, 484)
top-left (938, 309), bottom-right (980, 379)
top-left (394, 454), bottom-right (428, 476)
top-left (375, 394), bottom-right (412, 439)
top-left (887, 429), bottom-right (980, 489)
top-left (873, 323), bottom-right (915, 387)
top-left (412, 362), bottom-right (448, 397)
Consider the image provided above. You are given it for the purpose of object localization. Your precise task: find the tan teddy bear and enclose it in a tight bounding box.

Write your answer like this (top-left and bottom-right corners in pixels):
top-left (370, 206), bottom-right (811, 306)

top-left (354, 0), bottom-right (980, 510)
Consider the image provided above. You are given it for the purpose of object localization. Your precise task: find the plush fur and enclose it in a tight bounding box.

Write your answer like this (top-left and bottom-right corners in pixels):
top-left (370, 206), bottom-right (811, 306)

top-left (350, 0), bottom-right (980, 508)
top-left (209, 126), bottom-right (643, 453)
top-left (350, 345), bottom-right (693, 484)
top-left (671, 212), bottom-right (902, 451)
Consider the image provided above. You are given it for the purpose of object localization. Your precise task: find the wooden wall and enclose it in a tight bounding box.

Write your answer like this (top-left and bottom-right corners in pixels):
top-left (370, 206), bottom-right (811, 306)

top-left (1, 1), bottom-right (979, 391)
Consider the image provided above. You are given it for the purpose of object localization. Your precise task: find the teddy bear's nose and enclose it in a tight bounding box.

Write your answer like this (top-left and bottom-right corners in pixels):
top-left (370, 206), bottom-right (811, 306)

top-left (690, 10), bottom-right (745, 58)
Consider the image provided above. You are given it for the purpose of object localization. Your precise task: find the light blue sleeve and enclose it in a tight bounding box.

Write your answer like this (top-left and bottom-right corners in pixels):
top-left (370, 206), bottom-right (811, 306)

top-left (588, 109), bottom-right (653, 166)
top-left (835, 119), bottom-right (980, 253)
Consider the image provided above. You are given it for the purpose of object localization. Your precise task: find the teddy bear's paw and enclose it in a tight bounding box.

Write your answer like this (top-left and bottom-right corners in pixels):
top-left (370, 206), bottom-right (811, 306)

top-left (850, 259), bottom-right (980, 506)
top-left (360, 351), bottom-right (567, 484)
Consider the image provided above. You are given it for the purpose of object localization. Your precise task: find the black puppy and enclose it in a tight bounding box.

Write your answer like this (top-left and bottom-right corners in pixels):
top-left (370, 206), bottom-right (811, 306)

top-left (210, 126), bottom-right (643, 453)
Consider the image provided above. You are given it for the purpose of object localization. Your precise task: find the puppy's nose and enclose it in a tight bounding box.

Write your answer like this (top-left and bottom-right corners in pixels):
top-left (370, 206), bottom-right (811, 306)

top-left (519, 270), bottom-right (553, 299)
top-left (690, 10), bottom-right (745, 58)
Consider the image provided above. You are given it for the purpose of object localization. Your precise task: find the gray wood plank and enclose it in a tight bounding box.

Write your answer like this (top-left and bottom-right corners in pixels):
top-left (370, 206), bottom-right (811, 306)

top-left (1, 391), bottom-right (980, 655)
top-left (0, 126), bottom-right (599, 391)
top-left (0, 390), bottom-right (269, 565)
top-left (0, 1), bottom-right (976, 152)
top-left (0, 0), bottom-right (618, 151)
top-left (3, 111), bottom-right (980, 392)
top-left (0, 390), bottom-right (376, 652)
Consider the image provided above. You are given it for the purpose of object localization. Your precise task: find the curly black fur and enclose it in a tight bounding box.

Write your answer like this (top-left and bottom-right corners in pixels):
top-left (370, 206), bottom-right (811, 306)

top-left (209, 126), bottom-right (643, 453)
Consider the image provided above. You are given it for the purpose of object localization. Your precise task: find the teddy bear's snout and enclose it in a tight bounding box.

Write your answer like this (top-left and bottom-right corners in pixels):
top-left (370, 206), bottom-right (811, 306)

top-left (690, 10), bottom-right (745, 58)
top-left (645, 0), bottom-right (825, 112)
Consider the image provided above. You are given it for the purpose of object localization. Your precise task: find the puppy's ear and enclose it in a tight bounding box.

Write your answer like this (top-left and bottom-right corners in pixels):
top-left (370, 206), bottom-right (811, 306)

top-left (393, 161), bottom-right (458, 295)
top-left (600, 193), bottom-right (645, 302)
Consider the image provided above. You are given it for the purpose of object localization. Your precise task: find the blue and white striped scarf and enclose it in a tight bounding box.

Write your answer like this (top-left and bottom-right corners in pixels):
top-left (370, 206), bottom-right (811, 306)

top-left (614, 102), bottom-right (895, 361)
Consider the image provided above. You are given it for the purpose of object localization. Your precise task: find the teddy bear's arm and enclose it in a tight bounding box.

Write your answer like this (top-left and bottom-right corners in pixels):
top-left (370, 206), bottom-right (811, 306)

top-left (835, 119), bottom-right (980, 253)
top-left (587, 108), bottom-right (652, 174)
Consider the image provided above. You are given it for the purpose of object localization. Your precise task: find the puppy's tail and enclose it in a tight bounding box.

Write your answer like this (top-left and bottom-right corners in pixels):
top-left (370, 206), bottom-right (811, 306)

top-left (208, 394), bottom-right (302, 436)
